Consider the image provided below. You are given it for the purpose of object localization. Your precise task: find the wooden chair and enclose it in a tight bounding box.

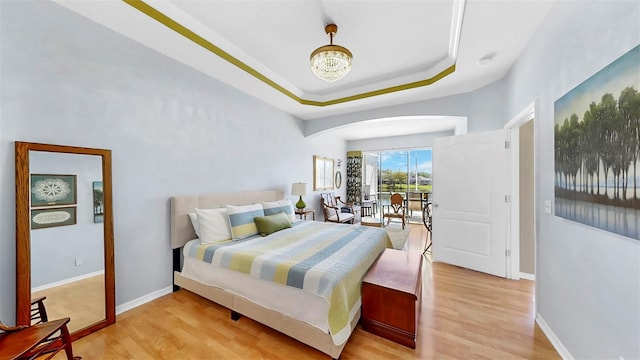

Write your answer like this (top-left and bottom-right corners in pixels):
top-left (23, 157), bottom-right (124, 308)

top-left (31, 296), bottom-right (48, 325)
top-left (320, 193), bottom-right (355, 224)
top-left (362, 190), bottom-right (377, 217)
top-left (423, 202), bottom-right (433, 255)
top-left (382, 193), bottom-right (406, 229)
top-left (0, 297), bottom-right (81, 360)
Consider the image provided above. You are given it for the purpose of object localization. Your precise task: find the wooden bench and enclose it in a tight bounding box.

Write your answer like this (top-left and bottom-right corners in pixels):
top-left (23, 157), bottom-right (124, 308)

top-left (361, 249), bottom-right (423, 348)
top-left (0, 317), bottom-right (80, 360)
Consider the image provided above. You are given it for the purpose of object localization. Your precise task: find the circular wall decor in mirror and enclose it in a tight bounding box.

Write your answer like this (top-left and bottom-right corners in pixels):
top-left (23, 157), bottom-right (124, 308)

top-left (335, 171), bottom-right (342, 189)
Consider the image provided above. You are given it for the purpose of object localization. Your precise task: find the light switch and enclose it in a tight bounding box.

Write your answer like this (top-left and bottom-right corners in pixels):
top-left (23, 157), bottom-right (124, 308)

top-left (544, 200), bottom-right (552, 214)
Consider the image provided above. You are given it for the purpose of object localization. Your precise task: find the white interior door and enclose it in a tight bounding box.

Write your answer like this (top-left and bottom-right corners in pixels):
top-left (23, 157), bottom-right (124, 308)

top-left (432, 129), bottom-right (509, 277)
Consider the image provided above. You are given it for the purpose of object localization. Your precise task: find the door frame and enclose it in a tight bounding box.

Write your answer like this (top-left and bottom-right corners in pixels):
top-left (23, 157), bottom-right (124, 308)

top-left (503, 101), bottom-right (537, 282)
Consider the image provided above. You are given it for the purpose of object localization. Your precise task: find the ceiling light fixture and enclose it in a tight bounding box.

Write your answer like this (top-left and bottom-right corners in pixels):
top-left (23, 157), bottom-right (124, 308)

top-left (310, 24), bottom-right (353, 82)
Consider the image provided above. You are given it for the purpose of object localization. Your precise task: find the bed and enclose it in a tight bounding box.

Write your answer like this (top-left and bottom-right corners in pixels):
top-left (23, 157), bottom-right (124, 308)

top-left (170, 190), bottom-right (391, 359)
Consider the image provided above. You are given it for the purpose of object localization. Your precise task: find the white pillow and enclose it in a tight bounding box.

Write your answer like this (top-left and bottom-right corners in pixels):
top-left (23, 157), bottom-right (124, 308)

top-left (188, 212), bottom-right (200, 237)
top-left (262, 200), bottom-right (296, 223)
top-left (195, 208), bottom-right (232, 244)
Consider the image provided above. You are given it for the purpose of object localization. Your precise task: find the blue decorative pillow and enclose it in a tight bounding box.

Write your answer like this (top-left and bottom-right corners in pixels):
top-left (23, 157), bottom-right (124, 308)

top-left (226, 203), bottom-right (264, 240)
top-left (262, 200), bottom-right (295, 222)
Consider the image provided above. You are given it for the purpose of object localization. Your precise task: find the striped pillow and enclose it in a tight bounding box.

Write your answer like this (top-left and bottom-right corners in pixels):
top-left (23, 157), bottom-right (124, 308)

top-left (262, 200), bottom-right (296, 222)
top-left (226, 203), bottom-right (264, 240)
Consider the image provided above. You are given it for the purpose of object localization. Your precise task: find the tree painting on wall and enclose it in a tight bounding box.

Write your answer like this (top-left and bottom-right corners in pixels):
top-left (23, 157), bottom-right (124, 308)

top-left (554, 44), bottom-right (640, 240)
top-left (93, 181), bottom-right (104, 223)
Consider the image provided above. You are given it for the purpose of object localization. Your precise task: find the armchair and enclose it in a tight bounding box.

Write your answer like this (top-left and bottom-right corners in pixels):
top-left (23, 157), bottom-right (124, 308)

top-left (320, 193), bottom-right (355, 224)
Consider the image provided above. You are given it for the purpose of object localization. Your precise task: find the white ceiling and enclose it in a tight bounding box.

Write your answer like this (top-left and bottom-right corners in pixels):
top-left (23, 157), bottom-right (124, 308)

top-left (53, 0), bottom-right (554, 139)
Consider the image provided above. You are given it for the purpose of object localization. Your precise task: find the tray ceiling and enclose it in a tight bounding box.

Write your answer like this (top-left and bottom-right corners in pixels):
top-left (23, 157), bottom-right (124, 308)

top-left (51, 0), bottom-right (554, 135)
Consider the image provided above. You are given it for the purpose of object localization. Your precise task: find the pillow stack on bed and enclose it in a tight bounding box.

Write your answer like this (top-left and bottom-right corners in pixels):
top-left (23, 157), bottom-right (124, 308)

top-left (189, 199), bottom-right (297, 244)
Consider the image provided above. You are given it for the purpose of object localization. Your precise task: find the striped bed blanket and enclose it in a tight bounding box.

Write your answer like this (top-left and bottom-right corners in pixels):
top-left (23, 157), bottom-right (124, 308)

top-left (186, 221), bottom-right (392, 345)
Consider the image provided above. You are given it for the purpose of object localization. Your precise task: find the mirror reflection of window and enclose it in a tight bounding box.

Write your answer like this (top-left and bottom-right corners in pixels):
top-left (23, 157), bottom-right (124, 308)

top-left (29, 151), bottom-right (105, 333)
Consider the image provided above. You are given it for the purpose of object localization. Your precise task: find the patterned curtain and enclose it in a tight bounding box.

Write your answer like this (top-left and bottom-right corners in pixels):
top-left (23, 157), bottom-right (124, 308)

top-left (346, 151), bottom-right (363, 204)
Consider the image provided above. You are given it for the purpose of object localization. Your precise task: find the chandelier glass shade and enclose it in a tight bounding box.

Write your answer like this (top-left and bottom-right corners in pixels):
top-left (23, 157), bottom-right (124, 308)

top-left (310, 24), bottom-right (352, 82)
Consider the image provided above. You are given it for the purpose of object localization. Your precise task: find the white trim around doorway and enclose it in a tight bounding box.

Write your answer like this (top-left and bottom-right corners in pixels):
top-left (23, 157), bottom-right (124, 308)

top-left (504, 101), bottom-right (537, 281)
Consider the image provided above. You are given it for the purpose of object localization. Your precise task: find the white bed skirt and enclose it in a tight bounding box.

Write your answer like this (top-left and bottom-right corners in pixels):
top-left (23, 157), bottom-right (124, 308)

top-left (181, 240), bottom-right (330, 333)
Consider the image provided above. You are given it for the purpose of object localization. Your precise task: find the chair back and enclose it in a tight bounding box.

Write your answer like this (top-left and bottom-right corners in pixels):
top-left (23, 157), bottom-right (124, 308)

top-left (408, 192), bottom-right (423, 211)
top-left (390, 193), bottom-right (404, 213)
top-left (320, 192), bottom-right (355, 224)
top-left (320, 193), bottom-right (337, 207)
top-left (362, 185), bottom-right (371, 201)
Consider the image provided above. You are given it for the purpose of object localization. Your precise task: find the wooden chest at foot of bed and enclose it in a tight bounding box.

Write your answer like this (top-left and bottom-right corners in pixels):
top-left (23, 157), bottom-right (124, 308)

top-left (361, 249), bottom-right (423, 348)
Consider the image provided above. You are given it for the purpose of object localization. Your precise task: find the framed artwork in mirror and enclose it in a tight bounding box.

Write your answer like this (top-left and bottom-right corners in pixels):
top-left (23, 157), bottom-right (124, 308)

top-left (93, 181), bottom-right (104, 223)
top-left (31, 207), bottom-right (76, 229)
top-left (313, 155), bottom-right (334, 191)
top-left (30, 174), bottom-right (77, 207)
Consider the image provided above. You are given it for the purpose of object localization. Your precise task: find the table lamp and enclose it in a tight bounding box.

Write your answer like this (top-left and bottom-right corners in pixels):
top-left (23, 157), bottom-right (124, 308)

top-left (291, 182), bottom-right (308, 210)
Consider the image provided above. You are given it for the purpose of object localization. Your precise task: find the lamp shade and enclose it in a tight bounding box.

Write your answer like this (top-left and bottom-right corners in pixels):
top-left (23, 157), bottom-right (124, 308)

top-left (291, 182), bottom-right (308, 196)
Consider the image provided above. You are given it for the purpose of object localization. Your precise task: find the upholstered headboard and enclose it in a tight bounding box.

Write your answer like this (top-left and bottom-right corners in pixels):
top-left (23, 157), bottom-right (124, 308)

top-left (170, 190), bottom-right (285, 249)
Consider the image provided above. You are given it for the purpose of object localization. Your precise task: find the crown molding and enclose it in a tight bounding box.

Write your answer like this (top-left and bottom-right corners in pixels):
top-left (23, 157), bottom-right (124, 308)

top-left (122, 0), bottom-right (464, 107)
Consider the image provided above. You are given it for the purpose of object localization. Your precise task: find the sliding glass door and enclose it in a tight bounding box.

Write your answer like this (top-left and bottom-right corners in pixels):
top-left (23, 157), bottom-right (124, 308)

top-left (361, 148), bottom-right (432, 225)
top-left (407, 149), bottom-right (432, 223)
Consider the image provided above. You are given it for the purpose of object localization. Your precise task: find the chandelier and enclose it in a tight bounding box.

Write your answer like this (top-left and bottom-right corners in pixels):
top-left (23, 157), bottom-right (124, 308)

top-left (310, 24), bottom-right (353, 82)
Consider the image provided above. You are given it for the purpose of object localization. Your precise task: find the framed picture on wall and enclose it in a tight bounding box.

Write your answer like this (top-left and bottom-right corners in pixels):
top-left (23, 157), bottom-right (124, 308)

top-left (554, 44), bottom-right (640, 240)
top-left (93, 181), bottom-right (104, 223)
top-left (313, 155), bottom-right (334, 191)
top-left (30, 174), bottom-right (77, 207)
top-left (31, 206), bottom-right (76, 229)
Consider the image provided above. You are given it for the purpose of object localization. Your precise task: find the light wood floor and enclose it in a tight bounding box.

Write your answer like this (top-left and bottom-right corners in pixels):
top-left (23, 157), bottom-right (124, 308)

top-left (63, 225), bottom-right (559, 359)
top-left (33, 274), bottom-right (105, 333)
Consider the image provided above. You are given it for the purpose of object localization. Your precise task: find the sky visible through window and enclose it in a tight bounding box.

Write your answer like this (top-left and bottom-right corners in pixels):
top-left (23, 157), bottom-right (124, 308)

top-left (380, 148), bottom-right (432, 174)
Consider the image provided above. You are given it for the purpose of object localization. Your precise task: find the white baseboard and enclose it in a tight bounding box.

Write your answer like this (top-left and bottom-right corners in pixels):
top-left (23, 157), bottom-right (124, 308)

top-left (32, 270), bottom-right (105, 293)
top-left (116, 286), bottom-right (173, 315)
top-left (519, 272), bottom-right (535, 281)
top-left (536, 314), bottom-right (573, 360)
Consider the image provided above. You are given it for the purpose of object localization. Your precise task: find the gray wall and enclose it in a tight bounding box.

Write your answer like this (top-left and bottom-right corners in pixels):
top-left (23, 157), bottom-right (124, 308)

top-left (30, 152), bottom-right (104, 287)
top-left (504, 1), bottom-right (639, 359)
top-left (0, 1), bottom-right (345, 323)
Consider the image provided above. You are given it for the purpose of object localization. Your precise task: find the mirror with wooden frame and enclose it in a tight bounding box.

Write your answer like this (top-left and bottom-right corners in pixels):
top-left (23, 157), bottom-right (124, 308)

top-left (15, 141), bottom-right (115, 340)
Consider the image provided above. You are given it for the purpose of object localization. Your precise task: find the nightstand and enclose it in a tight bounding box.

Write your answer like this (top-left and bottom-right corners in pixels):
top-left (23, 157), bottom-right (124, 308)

top-left (295, 208), bottom-right (315, 220)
